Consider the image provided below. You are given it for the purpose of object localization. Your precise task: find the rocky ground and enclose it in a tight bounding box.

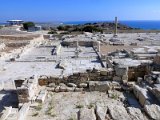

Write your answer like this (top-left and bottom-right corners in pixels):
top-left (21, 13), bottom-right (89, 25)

top-left (0, 26), bottom-right (28, 35)
top-left (27, 91), bottom-right (149, 120)
top-left (0, 27), bottom-right (160, 120)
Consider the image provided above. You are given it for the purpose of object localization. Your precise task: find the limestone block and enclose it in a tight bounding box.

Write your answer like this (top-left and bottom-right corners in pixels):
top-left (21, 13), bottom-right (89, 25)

top-left (79, 83), bottom-right (88, 88)
top-left (66, 87), bottom-right (75, 92)
top-left (59, 83), bottom-right (67, 87)
top-left (59, 86), bottom-right (67, 92)
top-left (18, 98), bottom-right (29, 103)
top-left (74, 87), bottom-right (83, 92)
top-left (133, 85), bottom-right (150, 106)
top-left (58, 61), bottom-right (66, 69)
top-left (47, 87), bottom-right (55, 92)
top-left (127, 107), bottom-right (145, 120)
top-left (133, 85), bottom-right (140, 98)
top-left (14, 80), bottom-right (25, 88)
top-left (36, 90), bottom-right (47, 103)
top-left (38, 75), bottom-right (49, 85)
top-left (18, 103), bottom-right (30, 120)
top-left (89, 81), bottom-right (96, 91)
top-left (79, 108), bottom-right (96, 120)
top-left (115, 67), bottom-right (128, 76)
top-left (6, 108), bottom-right (18, 120)
top-left (55, 86), bottom-right (60, 92)
top-left (113, 76), bottom-right (121, 81)
top-left (122, 75), bottom-right (128, 81)
top-left (144, 104), bottom-right (160, 120)
top-left (108, 105), bottom-right (131, 120)
top-left (112, 81), bottom-right (121, 89)
top-left (100, 70), bottom-right (108, 76)
top-left (38, 79), bottom-right (48, 86)
top-left (67, 83), bottom-right (77, 87)
top-left (89, 81), bottom-right (110, 92)
top-left (48, 83), bottom-right (56, 87)
top-left (151, 88), bottom-right (160, 102)
top-left (79, 73), bottom-right (88, 77)
top-left (138, 90), bottom-right (148, 106)
top-left (1, 107), bottom-right (12, 120)
top-left (96, 104), bottom-right (107, 120)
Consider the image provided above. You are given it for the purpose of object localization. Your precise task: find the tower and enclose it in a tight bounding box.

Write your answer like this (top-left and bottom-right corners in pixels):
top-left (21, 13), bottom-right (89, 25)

top-left (114, 17), bottom-right (118, 37)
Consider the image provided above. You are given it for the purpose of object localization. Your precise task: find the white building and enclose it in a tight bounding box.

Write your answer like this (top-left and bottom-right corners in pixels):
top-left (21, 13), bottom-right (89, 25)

top-left (7, 20), bottom-right (24, 26)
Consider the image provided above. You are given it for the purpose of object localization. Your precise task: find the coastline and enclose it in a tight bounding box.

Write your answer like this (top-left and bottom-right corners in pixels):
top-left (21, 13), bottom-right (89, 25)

top-left (1, 20), bottom-right (160, 30)
top-left (63, 20), bottom-right (160, 30)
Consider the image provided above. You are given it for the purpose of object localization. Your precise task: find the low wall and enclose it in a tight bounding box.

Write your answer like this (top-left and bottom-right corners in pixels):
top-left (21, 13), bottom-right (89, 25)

top-left (0, 34), bottom-right (40, 40)
top-left (133, 85), bottom-right (151, 106)
top-left (61, 41), bottom-right (97, 47)
top-left (92, 45), bottom-right (105, 68)
top-left (38, 69), bottom-right (112, 86)
top-left (128, 65), bottom-right (148, 81)
top-left (18, 103), bottom-right (30, 120)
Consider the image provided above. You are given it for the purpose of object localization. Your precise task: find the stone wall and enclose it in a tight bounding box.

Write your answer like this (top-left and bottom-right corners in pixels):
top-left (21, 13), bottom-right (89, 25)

top-left (14, 79), bottom-right (25, 88)
top-left (0, 34), bottom-right (40, 40)
top-left (133, 85), bottom-right (151, 106)
top-left (43, 34), bottom-right (50, 39)
top-left (61, 41), bottom-right (97, 47)
top-left (38, 69), bottom-right (112, 86)
top-left (153, 55), bottom-right (160, 64)
top-left (15, 76), bottom-right (39, 104)
top-left (6, 42), bottom-right (29, 47)
top-left (0, 107), bottom-right (12, 120)
top-left (148, 87), bottom-right (160, 103)
top-left (0, 43), bottom-right (5, 50)
top-left (18, 103), bottom-right (30, 120)
top-left (128, 65), bottom-right (148, 81)
top-left (153, 55), bottom-right (160, 71)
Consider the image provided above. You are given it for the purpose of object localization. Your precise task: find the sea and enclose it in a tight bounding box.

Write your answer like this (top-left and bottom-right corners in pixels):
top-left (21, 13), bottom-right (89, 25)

top-left (1, 20), bottom-right (160, 30)
top-left (64, 21), bottom-right (160, 30)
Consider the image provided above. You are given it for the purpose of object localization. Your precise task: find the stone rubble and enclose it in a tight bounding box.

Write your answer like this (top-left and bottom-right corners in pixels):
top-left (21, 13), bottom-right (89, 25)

top-left (95, 104), bottom-right (108, 120)
top-left (89, 81), bottom-right (110, 92)
top-left (1, 29), bottom-right (160, 120)
top-left (36, 89), bottom-right (47, 103)
top-left (108, 105), bottom-right (131, 120)
top-left (127, 107), bottom-right (145, 120)
top-left (144, 104), bottom-right (160, 120)
top-left (79, 108), bottom-right (96, 120)
top-left (79, 83), bottom-right (88, 88)
top-left (68, 83), bottom-right (77, 87)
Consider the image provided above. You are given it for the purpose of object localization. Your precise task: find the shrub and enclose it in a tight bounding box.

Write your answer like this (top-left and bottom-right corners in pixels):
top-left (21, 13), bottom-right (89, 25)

top-left (32, 112), bottom-right (39, 116)
top-left (35, 103), bottom-right (42, 111)
top-left (61, 41), bottom-right (70, 47)
top-left (76, 104), bottom-right (84, 109)
top-left (23, 22), bottom-right (35, 30)
top-left (87, 103), bottom-right (94, 109)
top-left (0, 26), bottom-right (3, 29)
top-left (57, 25), bottom-right (72, 31)
top-left (82, 25), bottom-right (103, 33)
top-left (48, 30), bottom-right (57, 34)
top-left (57, 26), bottom-right (65, 31)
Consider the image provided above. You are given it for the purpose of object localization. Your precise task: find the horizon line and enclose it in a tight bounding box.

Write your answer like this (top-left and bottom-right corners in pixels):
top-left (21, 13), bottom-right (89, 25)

top-left (1, 19), bottom-right (160, 23)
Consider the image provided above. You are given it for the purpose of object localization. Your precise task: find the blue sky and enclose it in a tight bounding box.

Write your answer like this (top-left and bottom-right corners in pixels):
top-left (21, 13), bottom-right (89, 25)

top-left (0, 0), bottom-right (160, 22)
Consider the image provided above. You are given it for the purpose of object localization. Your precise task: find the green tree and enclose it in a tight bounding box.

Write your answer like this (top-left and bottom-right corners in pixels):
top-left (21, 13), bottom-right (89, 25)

top-left (23, 22), bottom-right (35, 30)
top-left (57, 26), bottom-right (65, 31)
top-left (57, 25), bottom-right (72, 31)
top-left (48, 30), bottom-right (57, 34)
